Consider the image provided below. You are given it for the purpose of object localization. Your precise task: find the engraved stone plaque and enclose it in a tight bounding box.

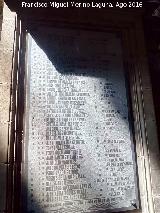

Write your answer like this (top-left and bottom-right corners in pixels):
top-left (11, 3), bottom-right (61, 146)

top-left (23, 29), bottom-right (139, 213)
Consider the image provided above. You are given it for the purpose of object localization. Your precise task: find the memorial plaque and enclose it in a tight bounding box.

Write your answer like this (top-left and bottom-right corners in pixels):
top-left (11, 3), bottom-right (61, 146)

top-left (23, 29), bottom-right (139, 213)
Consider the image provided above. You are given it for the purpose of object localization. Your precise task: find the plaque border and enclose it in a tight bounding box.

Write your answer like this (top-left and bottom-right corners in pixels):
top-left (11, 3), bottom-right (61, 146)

top-left (24, 29), bottom-right (140, 213)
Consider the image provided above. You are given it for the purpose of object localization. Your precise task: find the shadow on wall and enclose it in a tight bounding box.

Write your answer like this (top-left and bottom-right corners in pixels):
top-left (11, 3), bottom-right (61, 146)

top-left (27, 26), bottom-right (132, 125)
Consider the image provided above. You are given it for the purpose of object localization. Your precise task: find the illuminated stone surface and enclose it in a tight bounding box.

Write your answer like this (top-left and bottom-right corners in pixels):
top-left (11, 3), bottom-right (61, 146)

top-left (24, 30), bottom-right (138, 213)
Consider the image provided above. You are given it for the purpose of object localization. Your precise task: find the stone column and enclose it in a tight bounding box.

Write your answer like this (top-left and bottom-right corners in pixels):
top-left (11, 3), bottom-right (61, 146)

top-left (0, 2), bottom-right (15, 211)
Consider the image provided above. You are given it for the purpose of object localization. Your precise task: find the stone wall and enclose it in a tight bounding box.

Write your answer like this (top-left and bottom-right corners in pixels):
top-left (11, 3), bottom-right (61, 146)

top-left (144, 17), bottom-right (160, 213)
top-left (0, 2), bottom-right (15, 212)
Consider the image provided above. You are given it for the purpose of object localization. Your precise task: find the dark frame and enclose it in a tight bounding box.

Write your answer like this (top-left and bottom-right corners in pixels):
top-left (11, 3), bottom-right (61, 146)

top-left (7, 9), bottom-right (156, 213)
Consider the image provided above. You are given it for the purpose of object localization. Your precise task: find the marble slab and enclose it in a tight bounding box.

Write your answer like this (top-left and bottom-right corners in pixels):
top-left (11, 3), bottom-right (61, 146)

top-left (23, 29), bottom-right (139, 213)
